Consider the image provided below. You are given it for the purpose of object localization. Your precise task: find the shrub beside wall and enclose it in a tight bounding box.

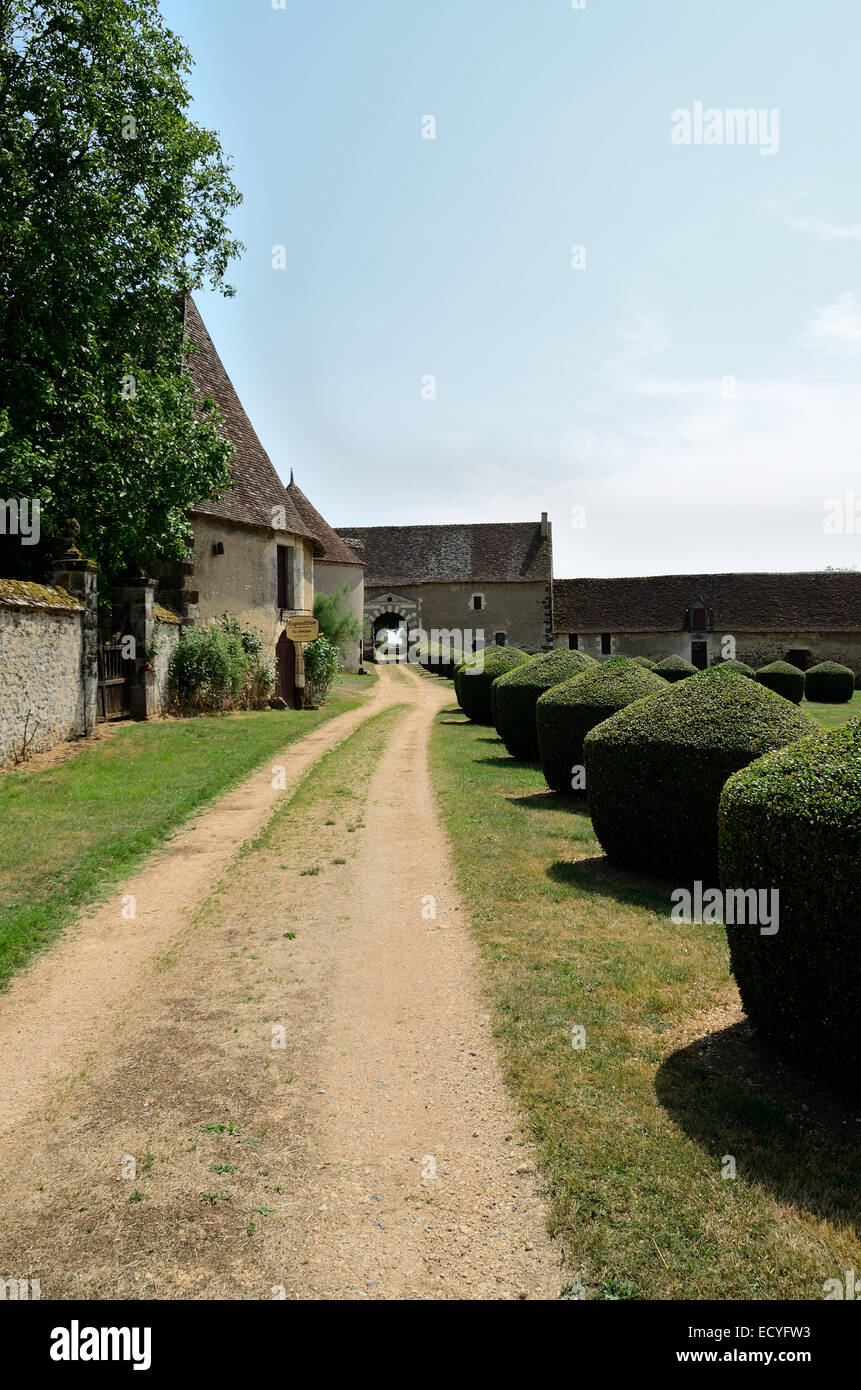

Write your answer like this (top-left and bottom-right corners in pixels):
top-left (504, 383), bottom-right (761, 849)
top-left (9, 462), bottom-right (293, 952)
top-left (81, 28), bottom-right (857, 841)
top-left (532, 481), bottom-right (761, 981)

top-left (536, 656), bottom-right (665, 794)
top-left (756, 660), bottom-right (804, 704)
top-left (493, 649), bottom-right (596, 760)
top-left (458, 645), bottom-right (530, 724)
top-left (584, 667), bottom-right (819, 879)
top-left (803, 660), bottom-right (855, 704)
top-left (719, 719), bottom-right (861, 1085)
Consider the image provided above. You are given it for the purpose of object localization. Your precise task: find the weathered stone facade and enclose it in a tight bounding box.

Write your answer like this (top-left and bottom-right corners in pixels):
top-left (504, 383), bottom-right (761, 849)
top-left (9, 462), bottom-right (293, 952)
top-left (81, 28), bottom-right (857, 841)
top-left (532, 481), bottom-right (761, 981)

top-left (337, 520), bottom-right (553, 658)
top-left (0, 580), bottom-right (87, 767)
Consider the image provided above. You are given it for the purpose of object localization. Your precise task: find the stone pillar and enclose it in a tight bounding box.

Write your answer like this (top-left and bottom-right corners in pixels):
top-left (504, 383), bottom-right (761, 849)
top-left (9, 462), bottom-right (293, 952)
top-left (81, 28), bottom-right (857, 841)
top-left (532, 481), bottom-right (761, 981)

top-left (112, 572), bottom-right (157, 720)
top-left (49, 520), bottom-right (99, 737)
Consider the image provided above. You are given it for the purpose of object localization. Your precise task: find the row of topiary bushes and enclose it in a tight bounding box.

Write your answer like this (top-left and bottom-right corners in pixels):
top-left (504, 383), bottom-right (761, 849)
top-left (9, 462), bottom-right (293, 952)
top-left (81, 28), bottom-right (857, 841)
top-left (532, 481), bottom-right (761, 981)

top-left (452, 650), bottom-right (859, 1086)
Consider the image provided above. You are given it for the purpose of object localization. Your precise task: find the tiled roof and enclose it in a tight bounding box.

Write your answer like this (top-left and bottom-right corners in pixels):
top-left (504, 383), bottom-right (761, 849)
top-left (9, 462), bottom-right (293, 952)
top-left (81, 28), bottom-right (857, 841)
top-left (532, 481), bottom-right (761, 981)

top-left (0, 579), bottom-right (83, 613)
top-left (333, 522), bottom-right (552, 586)
top-left (552, 572), bottom-right (861, 633)
top-left (287, 478), bottom-right (365, 567)
top-left (183, 298), bottom-right (321, 551)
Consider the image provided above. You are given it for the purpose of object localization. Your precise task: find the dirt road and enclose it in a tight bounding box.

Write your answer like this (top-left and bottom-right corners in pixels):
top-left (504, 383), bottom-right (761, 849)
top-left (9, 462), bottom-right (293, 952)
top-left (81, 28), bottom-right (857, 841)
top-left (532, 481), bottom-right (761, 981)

top-left (0, 666), bottom-right (558, 1300)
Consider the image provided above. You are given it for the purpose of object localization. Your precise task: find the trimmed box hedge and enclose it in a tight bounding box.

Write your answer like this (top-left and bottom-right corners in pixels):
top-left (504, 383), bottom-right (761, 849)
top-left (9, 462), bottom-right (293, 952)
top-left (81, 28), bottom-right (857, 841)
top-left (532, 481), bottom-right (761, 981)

top-left (584, 667), bottom-right (819, 879)
top-left (756, 660), bottom-right (804, 704)
top-left (803, 660), bottom-right (855, 704)
top-left (632, 656), bottom-right (657, 670)
top-left (717, 658), bottom-right (756, 679)
top-left (457, 644), bottom-right (530, 724)
top-left (719, 718), bottom-right (861, 1085)
top-left (653, 655), bottom-right (699, 683)
top-left (493, 649), bottom-right (596, 760)
top-left (536, 656), bottom-right (665, 795)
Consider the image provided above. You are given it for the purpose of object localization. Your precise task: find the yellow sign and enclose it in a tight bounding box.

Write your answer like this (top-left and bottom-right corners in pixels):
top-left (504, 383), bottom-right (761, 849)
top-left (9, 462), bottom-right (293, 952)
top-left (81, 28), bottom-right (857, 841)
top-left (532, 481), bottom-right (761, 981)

top-left (284, 616), bottom-right (319, 643)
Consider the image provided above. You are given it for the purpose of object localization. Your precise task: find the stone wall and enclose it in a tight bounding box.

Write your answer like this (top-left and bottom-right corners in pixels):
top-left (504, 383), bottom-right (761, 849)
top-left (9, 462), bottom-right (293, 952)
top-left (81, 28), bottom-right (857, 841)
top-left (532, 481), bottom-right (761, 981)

top-left (152, 607), bottom-right (181, 713)
top-left (0, 582), bottom-right (86, 768)
top-left (314, 561), bottom-right (364, 672)
top-left (364, 580), bottom-right (551, 657)
top-left (554, 629), bottom-right (861, 681)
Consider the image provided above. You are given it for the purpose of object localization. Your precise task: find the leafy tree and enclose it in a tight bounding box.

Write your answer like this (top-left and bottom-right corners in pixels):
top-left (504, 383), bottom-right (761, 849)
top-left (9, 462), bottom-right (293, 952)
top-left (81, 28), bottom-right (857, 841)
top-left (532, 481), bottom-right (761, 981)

top-left (313, 586), bottom-right (361, 654)
top-left (0, 0), bottom-right (243, 576)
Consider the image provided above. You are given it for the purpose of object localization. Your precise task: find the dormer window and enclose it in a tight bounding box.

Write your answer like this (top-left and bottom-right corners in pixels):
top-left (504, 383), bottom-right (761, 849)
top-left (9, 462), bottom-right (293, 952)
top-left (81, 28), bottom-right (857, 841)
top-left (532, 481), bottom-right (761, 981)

top-left (691, 605), bottom-right (708, 632)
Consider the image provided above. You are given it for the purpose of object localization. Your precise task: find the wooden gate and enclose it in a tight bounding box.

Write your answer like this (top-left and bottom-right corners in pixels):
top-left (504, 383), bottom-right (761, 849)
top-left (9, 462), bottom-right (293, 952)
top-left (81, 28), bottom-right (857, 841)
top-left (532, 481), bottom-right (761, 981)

top-left (97, 640), bottom-right (132, 721)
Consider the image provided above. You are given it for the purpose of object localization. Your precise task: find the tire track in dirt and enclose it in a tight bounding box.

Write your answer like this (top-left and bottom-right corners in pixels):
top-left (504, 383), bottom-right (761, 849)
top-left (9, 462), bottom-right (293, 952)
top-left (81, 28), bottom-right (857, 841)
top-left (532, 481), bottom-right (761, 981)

top-left (0, 678), bottom-right (397, 1138)
top-left (0, 666), bottom-right (559, 1300)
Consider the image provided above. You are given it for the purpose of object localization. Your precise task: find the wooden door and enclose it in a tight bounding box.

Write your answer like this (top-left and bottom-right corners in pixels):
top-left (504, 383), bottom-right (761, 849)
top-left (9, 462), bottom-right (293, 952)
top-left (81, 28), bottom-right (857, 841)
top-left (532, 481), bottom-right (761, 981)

top-left (276, 631), bottom-right (296, 707)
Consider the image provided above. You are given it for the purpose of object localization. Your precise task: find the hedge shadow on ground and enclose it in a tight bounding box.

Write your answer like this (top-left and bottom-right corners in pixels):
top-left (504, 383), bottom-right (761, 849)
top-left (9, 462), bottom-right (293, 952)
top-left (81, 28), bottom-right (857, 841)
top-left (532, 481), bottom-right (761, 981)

top-left (656, 1025), bottom-right (861, 1232)
top-left (505, 790), bottom-right (574, 813)
top-left (548, 855), bottom-right (672, 913)
top-left (473, 755), bottom-right (539, 771)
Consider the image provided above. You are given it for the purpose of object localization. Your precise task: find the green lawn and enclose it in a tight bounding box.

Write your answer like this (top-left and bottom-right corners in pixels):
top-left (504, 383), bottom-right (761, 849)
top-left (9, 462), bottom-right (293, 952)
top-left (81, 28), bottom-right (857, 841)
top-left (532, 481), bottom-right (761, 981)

top-left (430, 689), bottom-right (860, 1300)
top-left (0, 675), bottom-right (370, 990)
top-left (802, 689), bottom-right (861, 729)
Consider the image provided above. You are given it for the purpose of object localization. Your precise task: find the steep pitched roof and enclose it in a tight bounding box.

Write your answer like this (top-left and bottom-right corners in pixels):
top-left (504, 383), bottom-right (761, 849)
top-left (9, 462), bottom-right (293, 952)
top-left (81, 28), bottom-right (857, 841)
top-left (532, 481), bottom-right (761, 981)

top-left (182, 298), bottom-right (320, 550)
top-left (333, 522), bottom-right (552, 586)
top-left (286, 476), bottom-right (365, 567)
top-left (553, 572), bottom-right (861, 633)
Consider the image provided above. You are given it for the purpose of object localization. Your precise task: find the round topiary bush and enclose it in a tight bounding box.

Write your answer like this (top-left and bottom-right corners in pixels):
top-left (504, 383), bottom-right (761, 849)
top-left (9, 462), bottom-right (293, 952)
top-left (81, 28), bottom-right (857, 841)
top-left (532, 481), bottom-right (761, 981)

top-left (493, 649), bottom-right (596, 760)
top-left (719, 718), bottom-right (861, 1086)
top-left (717, 658), bottom-right (756, 679)
top-left (632, 656), bottom-right (657, 670)
top-left (584, 667), bottom-right (819, 879)
top-left (536, 656), bottom-right (666, 794)
top-left (803, 660), bottom-right (855, 704)
top-left (756, 660), bottom-right (804, 704)
top-left (458, 644), bottom-right (530, 724)
top-left (653, 655), bottom-right (699, 683)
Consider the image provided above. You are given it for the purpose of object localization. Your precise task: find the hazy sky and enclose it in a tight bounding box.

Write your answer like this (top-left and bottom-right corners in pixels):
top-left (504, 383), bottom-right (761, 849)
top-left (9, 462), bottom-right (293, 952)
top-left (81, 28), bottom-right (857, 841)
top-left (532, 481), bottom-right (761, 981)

top-left (161, 0), bottom-right (861, 578)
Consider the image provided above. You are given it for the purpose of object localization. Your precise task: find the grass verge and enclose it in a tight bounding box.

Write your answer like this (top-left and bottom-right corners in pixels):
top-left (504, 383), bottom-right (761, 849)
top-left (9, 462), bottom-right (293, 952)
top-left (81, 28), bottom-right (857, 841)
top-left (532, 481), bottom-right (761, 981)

top-left (0, 675), bottom-right (371, 990)
top-left (430, 698), bottom-right (861, 1299)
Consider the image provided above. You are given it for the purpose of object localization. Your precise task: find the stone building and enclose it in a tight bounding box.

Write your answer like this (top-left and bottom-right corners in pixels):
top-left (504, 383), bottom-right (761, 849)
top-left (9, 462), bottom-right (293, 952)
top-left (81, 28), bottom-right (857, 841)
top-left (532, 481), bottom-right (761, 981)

top-left (161, 298), bottom-right (325, 706)
top-left (551, 571), bottom-right (861, 677)
top-left (334, 517), bottom-right (553, 659)
top-left (286, 475), bottom-right (366, 673)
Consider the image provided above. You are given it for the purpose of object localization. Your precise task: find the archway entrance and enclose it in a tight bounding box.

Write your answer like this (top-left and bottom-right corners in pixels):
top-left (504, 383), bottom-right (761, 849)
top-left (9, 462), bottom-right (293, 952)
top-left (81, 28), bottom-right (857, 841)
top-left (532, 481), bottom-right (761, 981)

top-left (372, 611), bottom-right (408, 663)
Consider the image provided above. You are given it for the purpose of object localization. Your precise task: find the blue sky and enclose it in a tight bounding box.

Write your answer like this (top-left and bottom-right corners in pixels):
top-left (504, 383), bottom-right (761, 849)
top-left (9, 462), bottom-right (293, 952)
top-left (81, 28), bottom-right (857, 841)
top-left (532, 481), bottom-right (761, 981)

top-left (161, 0), bottom-right (861, 577)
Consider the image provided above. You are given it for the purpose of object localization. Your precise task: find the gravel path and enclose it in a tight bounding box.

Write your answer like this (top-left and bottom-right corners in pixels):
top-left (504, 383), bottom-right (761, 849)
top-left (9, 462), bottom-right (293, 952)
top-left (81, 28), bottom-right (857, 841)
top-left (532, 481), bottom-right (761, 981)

top-left (0, 666), bottom-right (557, 1300)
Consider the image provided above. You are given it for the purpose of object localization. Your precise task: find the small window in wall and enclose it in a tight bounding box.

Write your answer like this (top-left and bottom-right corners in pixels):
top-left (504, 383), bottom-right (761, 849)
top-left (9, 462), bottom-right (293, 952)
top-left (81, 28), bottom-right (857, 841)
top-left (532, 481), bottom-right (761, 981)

top-left (494, 631), bottom-right (506, 646)
top-left (471, 593), bottom-right (485, 612)
top-left (277, 545), bottom-right (295, 610)
top-left (601, 633), bottom-right (612, 655)
top-left (568, 633), bottom-right (579, 651)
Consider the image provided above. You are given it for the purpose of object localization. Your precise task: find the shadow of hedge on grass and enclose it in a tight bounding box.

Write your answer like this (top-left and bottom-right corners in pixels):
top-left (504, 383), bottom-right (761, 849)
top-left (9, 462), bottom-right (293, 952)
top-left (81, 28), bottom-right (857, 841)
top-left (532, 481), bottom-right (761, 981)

top-left (656, 1024), bottom-right (861, 1232)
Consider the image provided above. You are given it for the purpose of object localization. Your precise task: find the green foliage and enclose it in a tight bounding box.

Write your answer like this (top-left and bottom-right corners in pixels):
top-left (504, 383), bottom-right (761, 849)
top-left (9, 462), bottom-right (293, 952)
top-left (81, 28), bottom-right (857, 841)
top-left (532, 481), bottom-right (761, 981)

top-left (536, 656), bottom-right (665, 794)
top-left (458, 645), bottom-right (530, 724)
top-left (756, 661), bottom-right (804, 704)
top-left (803, 660), bottom-right (855, 704)
top-left (169, 619), bottom-right (248, 714)
top-left (492, 649), bottom-right (596, 760)
top-left (303, 635), bottom-right (341, 707)
top-left (716, 658), bottom-right (756, 679)
top-left (719, 718), bottom-right (861, 1085)
top-left (219, 615), bottom-right (274, 707)
top-left (653, 655), bottom-right (699, 683)
top-left (584, 667), bottom-right (819, 879)
top-left (632, 656), bottom-right (657, 670)
top-left (313, 587), bottom-right (360, 656)
top-left (0, 0), bottom-right (243, 575)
